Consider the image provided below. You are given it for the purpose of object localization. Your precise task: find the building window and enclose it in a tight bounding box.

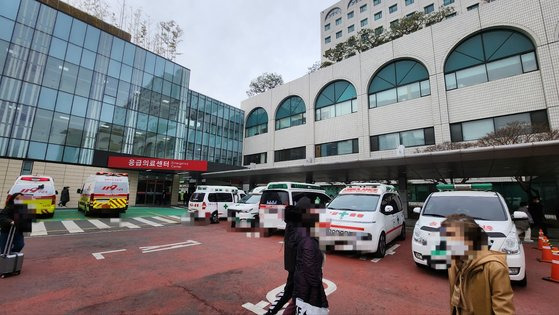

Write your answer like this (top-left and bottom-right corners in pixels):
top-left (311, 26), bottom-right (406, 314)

top-left (243, 152), bottom-right (267, 165)
top-left (348, 11), bottom-right (354, 19)
top-left (444, 29), bottom-right (538, 91)
top-left (245, 107), bottom-right (268, 137)
top-left (360, 4), bottom-right (367, 13)
top-left (443, 0), bottom-right (455, 5)
top-left (446, 12), bottom-right (457, 19)
top-left (370, 127), bottom-right (435, 151)
top-left (348, 25), bottom-right (355, 33)
top-left (348, 0), bottom-right (362, 8)
top-left (336, 31), bottom-right (342, 38)
top-left (325, 36), bottom-right (331, 44)
top-left (325, 7), bottom-right (342, 20)
top-left (361, 19), bottom-right (368, 27)
top-left (369, 59), bottom-right (430, 108)
top-left (390, 19), bottom-right (399, 28)
top-left (276, 96), bottom-right (306, 130)
top-left (424, 4), bottom-right (435, 14)
top-left (450, 110), bottom-right (549, 142)
top-left (375, 26), bottom-right (384, 35)
top-left (405, 0), bottom-right (414, 5)
top-left (374, 11), bottom-right (382, 20)
top-left (374, 0), bottom-right (381, 6)
top-left (316, 139), bottom-right (359, 158)
top-left (325, 23), bottom-right (330, 31)
top-left (20, 160), bottom-right (33, 175)
top-left (336, 17), bottom-right (342, 25)
top-left (389, 4), bottom-right (398, 13)
top-left (467, 3), bottom-right (479, 11)
top-left (275, 147), bottom-right (306, 162)
top-left (315, 80), bottom-right (357, 121)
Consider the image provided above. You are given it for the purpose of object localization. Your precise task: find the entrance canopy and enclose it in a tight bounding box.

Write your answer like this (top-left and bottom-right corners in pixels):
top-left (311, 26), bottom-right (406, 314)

top-left (203, 141), bottom-right (559, 183)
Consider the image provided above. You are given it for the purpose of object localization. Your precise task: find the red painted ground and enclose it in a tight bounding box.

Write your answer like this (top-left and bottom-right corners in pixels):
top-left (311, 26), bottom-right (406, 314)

top-left (0, 224), bottom-right (557, 314)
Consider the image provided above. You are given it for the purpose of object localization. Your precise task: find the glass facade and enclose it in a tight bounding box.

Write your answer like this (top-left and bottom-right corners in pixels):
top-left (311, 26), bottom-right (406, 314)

top-left (315, 80), bottom-right (357, 121)
top-left (0, 0), bottom-right (243, 167)
top-left (315, 139), bottom-right (359, 158)
top-left (274, 146), bottom-right (306, 162)
top-left (370, 127), bottom-right (435, 151)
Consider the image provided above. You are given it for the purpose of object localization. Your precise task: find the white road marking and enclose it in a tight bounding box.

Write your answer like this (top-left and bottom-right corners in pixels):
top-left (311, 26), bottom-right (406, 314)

top-left (278, 241), bottom-right (284, 244)
top-left (92, 249), bottom-right (126, 260)
top-left (151, 216), bottom-right (177, 224)
top-left (371, 258), bottom-right (382, 263)
top-left (371, 243), bottom-right (401, 263)
top-left (88, 219), bottom-right (110, 229)
top-left (30, 222), bottom-right (47, 236)
top-left (168, 215), bottom-right (181, 220)
top-left (119, 221), bottom-right (140, 229)
top-left (132, 217), bottom-right (163, 227)
top-left (61, 220), bottom-right (84, 233)
top-left (171, 206), bottom-right (183, 210)
top-left (139, 240), bottom-right (201, 253)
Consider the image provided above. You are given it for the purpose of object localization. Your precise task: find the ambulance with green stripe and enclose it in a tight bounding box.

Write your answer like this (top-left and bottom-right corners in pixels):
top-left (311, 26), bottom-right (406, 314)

top-left (321, 183), bottom-right (406, 258)
top-left (8, 175), bottom-right (57, 218)
top-left (77, 172), bottom-right (129, 216)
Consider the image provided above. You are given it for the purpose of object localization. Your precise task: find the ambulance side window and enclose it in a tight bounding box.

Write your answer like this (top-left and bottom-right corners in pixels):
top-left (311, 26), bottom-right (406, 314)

top-left (380, 194), bottom-right (393, 214)
top-left (208, 193), bottom-right (217, 202)
top-left (216, 193), bottom-right (233, 203)
top-left (393, 195), bottom-right (403, 213)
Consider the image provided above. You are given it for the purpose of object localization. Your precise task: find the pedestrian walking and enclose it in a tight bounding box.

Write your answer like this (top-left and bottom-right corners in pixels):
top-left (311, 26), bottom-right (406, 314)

top-left (283, 200), bottom-right (329, 315)
top-left (514, 201), bottom-right (533, 242)
top-left (441, 214), bottom-right (515, 314)
top-left (0, 193), bottom-right (31, 253)
top-left (58, 186), bottom-right (70, 207)
top-left (529, 196), bottom-right (547, 236)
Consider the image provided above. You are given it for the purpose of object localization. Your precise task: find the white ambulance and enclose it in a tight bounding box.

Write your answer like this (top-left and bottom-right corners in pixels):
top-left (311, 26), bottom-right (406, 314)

top-left (77, 172), bottom-right (129, 216)
top-left (320, 183), bottom-right (406, 257)
top-left (8, 175), bottom-right (57, 217)
top-left (411, 183), bottom-right (528, 286)
top-left (228, 186), bottom-right (267, 228)
top-left (188, 186), bottom-right (245, 223)
top-left (258, 182), bottom-right (331, 233)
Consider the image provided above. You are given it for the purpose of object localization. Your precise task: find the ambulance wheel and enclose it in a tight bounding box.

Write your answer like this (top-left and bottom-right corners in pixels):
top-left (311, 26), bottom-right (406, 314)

top-left (210, 211), bottom-right (219, 224)
top-left (398, 223), bottom-right (406, 241)
top-left (374, 233), bottom-right (386, 258)
top-left (45, 212), bottom-right (54, 219)
top-left (515, 276), bottom-right (527, 287)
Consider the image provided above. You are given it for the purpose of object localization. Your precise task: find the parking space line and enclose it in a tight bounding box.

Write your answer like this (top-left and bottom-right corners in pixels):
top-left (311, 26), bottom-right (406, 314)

top-left (88, 219), bottom-right (111, 229)
top-left (61, 220), bottom-right (84, 233)
top-left (30, 222), bottom-right (48, 236)
top-left (151, 216), bottom-right (177, 224)
top-left (131, 217), bottom-right (163, 227)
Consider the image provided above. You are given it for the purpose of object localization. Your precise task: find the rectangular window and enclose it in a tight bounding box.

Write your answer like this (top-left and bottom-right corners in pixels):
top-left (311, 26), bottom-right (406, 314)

top-left (467, 4), bottom-right (479, 11)
top-left (455, 64), bottom-right (487, 88)
top-left (424, 4), bottom-right (435, 14)
top-left (336, 31), bottom-right (342, 39)
top-left (390, 20), bottom-right (399, 28)
top-left (405, 0), bottom-right (414, 5)
top-left (373, 0), bottom-right (381, 5)
top-left (371, 127), bottom-right (435, 151)
top-left (243, 152), bottom-right (267, 165)
top-left (347, 11), bottom-right (354, 19)
top-left (325, 23), bottom-right (330, 31)
top-left (389, 4), bottom-right (398, 13)
top-left (348, 25), bottom-right (355, 33)
top-left (325, 36), bottom-right (331, 44)
top-left (462, 119), bottom-right (494, 141)
top-left (360, 19), bottom-right (368, 27)
top-left (521, 52), bottom-right (538, 73)
top-left (443, 0), bottom-right (455, 5)
top-left (360, 5), bottom-right (367, 13)
top-left (446, 12), bottom-right (457, 19)
top-left (315, 139), bottom-right (358, 158)
top-left (335, 18), bottom-right (342, 25)
top-left (374, 11), bottom-right (382, 20)
top-left (375, 26), bottom-right (384, 35)
top-left (274, 147), bottom-right (306, 162)
top-left (486, 55), bottom-right (523, 81)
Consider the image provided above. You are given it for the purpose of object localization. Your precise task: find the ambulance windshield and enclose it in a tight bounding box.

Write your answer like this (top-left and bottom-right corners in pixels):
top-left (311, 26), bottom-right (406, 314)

top-left (328, 194), bottom-right (380, 212)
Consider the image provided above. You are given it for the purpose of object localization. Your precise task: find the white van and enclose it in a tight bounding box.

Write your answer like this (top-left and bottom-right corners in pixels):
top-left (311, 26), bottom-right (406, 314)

top-left (77, 172), bottom-right (129, 216)
top-left (228, 186), bottom-right (267, 228)
top-left (258, 182), bottom-right (331, 233)
top-left (411, 183), bottom-right (527, 286)
top-left (188, 186), bottom-right (245, 223)
top-left (8, 176), bottom-right (57, 217)
top-left (320, 183), bottom-right (406, 257)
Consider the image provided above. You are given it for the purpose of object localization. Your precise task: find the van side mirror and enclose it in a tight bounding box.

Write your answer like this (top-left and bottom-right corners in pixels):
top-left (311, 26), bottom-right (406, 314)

top-left (384, 205), bottom-right (394, 213)
top-left (413, 207), bottom-right (421, 214)
top-left (77, 189), bottom-right (82, 194)
top-left (512, 211), bottom-right (528, 220)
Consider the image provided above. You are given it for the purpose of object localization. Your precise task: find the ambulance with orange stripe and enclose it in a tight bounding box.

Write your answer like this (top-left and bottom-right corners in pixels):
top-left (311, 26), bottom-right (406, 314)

top-left (8, 175), bottom-right (57, 218)
top-left (77, 172), bottom-right (129, 216)
top-left (321, 183), bottom-right (406, 257)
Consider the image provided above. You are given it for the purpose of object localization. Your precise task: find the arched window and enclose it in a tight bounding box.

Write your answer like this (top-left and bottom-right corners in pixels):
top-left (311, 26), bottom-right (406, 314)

top-left (348, 0), bottom-right (362, 8)
top-left (315, 80), bottom-right (357, 121)
top-left (368, 59), bottom-right (430, 108)
top-left (444, 29), bottom-right (538, 90)
top-left (276, 96), bottom-right (306, 130)
top-left (325, 7), bottom-right (341, 20)
top-left (245, 107), bottom-right (268, 137)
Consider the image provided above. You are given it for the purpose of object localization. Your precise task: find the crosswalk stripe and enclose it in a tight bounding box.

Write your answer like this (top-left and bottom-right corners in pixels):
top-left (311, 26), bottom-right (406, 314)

top-left (30, 222), bottom-right (48, 236)
top-left (88, 219), bottom-right (111, 229)
top-left (61, 220), bottom-right (84, 233)
top-left (119, 221), bottom-right (140, 229)
top-left (151, 216), bottom-right (176, 224)
top-left (132, 217), bottom-right (163, 227)
top-left (168, 215), bottom-right (181, 220)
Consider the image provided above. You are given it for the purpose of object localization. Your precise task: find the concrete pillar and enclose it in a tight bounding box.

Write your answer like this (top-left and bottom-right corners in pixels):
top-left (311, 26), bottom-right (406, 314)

top-left (398, 174), bottom-right (409, 219)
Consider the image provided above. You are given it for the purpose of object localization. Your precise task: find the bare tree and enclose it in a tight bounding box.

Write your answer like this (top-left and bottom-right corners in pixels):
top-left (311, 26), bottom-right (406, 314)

top-left (307, 61), bottom-right (321, 74)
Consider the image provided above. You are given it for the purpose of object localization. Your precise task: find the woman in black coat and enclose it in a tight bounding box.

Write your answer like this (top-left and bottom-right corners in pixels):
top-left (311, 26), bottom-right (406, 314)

top-left (0, 193), bottom-right (27, 253)
top-left (59, 187), bottom-right (70, 207)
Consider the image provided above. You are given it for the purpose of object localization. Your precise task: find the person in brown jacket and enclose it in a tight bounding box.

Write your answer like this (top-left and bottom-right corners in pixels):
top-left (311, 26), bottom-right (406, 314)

top-left (440, 214), bottom-right (515, 315)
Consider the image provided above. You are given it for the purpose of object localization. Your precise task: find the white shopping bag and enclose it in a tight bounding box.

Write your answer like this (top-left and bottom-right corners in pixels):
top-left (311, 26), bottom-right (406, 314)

top-left (295, 298), bottom-right (329, 315)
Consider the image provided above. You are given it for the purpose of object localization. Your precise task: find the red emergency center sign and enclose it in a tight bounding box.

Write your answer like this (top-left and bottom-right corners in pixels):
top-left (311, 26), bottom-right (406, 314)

top-left (108, 156), bottom-right (208, 172)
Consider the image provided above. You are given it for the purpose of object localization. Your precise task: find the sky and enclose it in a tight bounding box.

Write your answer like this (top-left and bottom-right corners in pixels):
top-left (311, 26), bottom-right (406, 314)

top-left (103, 0), bottom-right (340, 108)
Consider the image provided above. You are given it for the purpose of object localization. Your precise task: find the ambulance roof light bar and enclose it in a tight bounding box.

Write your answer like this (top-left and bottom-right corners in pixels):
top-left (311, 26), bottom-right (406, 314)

top-left (96, 172), bottom-right (128, 176)
top-left (348, 182), bottom-right (395, 192)
top-left (436, 183), bottom-right (493, 191)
